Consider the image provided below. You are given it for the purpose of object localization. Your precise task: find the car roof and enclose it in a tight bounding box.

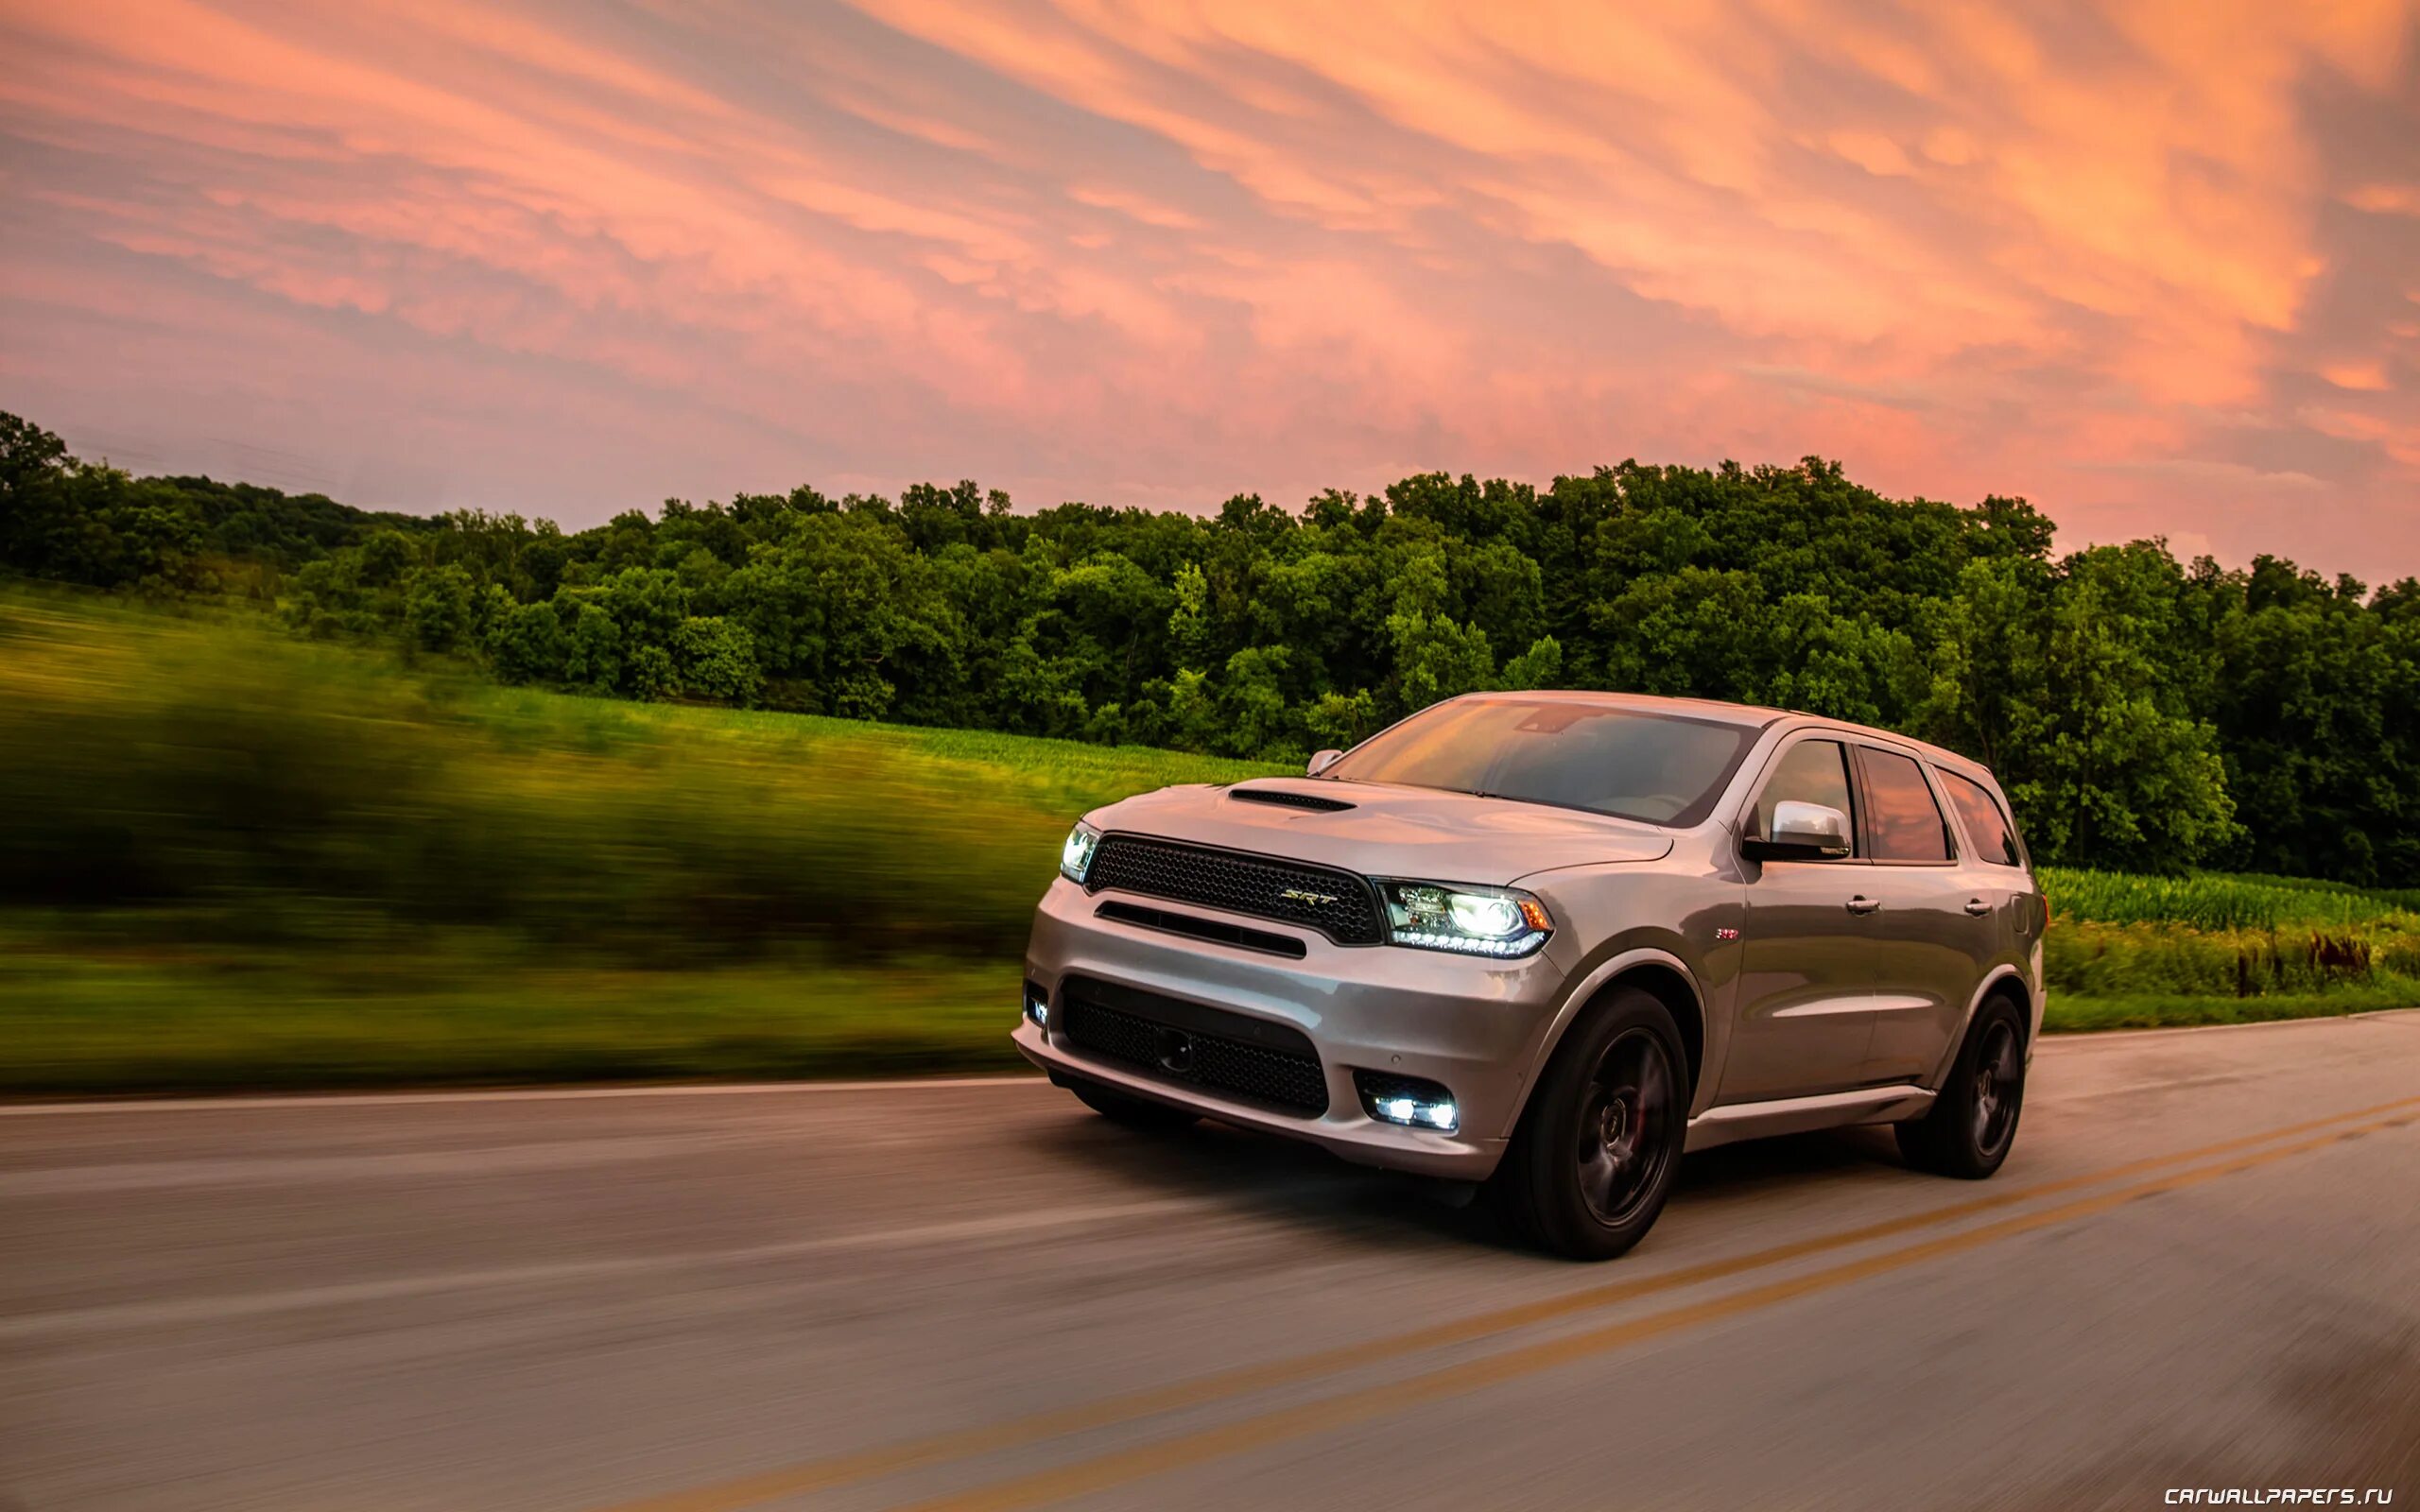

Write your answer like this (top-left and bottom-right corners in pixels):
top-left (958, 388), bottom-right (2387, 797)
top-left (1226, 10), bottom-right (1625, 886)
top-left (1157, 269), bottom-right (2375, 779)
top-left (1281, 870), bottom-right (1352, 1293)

top-left (1453, 690), bottom-right (2000, 783)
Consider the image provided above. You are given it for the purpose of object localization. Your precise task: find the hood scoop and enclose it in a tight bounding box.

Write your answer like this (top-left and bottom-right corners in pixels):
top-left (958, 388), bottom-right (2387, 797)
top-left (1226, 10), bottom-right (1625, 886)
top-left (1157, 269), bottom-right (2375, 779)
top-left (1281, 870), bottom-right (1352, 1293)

top-left (1227, 785), bottom-right (1356, 813)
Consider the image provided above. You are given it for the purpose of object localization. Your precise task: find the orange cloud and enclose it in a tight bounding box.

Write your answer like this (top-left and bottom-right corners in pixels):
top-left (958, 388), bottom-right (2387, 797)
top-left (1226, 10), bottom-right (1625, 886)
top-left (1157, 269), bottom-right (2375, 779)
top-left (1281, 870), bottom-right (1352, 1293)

top-left (0, 0), bottom-right (2414, 573)
top-left (2324, 361), bottom-right (2394, 390)
top-left (2345, 182), bottom-right (2420, 215)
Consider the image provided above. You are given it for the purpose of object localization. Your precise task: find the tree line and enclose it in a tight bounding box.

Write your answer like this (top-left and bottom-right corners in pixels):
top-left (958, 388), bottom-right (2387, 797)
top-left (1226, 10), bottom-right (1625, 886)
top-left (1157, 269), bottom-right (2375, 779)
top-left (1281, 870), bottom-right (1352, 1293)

top-left (3, 409), bottom-right (2413, 884)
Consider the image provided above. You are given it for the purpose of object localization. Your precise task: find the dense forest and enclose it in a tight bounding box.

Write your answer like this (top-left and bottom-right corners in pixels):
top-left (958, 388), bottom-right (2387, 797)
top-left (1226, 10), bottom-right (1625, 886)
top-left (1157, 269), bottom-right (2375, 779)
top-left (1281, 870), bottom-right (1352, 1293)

top-left (4, 409), bottom-right (2414, 885)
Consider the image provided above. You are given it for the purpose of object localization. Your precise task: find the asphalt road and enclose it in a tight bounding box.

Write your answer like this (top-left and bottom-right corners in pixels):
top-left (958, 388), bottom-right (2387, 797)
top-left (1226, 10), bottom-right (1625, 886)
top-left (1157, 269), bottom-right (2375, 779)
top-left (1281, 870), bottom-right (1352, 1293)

top-left (7, 1014), bottom-right (2420, 1512)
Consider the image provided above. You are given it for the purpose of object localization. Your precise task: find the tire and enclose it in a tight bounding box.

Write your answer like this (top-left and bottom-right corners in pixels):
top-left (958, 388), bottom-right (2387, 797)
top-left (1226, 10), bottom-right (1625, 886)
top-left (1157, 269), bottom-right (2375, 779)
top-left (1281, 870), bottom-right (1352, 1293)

top-left (1895, 995), bottom-right (2026, 1178)
top-left (1067, 1076), bottom-right (1199, 1133)
top-left (1490, 987), bottom-right (1690, 1261)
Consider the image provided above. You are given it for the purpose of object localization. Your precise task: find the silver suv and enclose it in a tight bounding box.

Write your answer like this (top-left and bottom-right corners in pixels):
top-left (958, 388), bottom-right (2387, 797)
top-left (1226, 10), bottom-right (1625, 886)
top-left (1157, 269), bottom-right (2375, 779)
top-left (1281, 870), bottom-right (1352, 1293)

top-left (1013, 692), bottom-right (2046, 1260)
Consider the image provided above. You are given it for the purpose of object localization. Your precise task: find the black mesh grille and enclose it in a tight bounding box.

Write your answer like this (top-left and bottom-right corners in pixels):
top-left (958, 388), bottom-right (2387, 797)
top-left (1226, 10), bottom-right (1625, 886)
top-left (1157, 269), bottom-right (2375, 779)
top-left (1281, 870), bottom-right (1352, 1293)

top-left (1058, 977), bottom-right (1329, 1116)
top-left (1085, 835), bottom-right (1380, 945)
top-left (1227, 786), bottom-right (1356, 812)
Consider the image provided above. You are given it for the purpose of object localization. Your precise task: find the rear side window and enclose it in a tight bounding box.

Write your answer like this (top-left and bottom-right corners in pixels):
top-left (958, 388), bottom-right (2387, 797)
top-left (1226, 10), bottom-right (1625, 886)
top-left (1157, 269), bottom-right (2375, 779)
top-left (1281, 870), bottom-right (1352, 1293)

top-left (1857, 748), bottom-right (1951, 862)
top-left (1940, 769), bottom-right (2022, 867)
top-left (1752, 740), bottom-right (1858, 856)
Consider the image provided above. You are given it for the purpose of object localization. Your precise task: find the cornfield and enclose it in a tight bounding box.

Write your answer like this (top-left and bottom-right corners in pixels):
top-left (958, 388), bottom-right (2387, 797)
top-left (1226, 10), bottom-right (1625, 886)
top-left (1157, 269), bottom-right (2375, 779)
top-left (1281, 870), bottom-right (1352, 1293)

top-left (2041, 867), bottom-right (2420, 933)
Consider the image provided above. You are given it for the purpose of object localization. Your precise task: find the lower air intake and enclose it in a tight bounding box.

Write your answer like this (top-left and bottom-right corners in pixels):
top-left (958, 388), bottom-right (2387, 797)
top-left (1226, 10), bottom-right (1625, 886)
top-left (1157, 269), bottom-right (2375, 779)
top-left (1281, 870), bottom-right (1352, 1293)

top-left (1058, 976), bottom-right (1329, 1116)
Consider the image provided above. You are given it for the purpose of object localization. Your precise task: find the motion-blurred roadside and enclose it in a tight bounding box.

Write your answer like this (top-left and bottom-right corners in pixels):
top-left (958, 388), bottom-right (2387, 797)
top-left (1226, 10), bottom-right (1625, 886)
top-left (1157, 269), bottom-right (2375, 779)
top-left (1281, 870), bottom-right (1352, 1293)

top-left (0, 588), bottom-right (1262, 1091)
top-left (7, 586), bottom-right (2420, 1095)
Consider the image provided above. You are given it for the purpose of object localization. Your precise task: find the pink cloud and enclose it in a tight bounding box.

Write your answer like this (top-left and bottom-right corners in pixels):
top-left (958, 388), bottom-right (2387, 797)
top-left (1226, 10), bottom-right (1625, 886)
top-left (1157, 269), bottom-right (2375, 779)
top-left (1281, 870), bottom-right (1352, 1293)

top-left (0, 0), bottom-right (2414, 574)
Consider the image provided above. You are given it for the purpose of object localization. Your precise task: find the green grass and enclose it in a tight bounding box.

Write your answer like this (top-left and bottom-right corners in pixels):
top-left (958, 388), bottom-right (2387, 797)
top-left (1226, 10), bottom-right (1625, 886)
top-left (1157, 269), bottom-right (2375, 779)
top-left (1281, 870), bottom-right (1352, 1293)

top-left (0, 590), bottom-right (1275, 965)
top-left (1, 584), bottom-right (2414, 1094)
top-left (0, 587), bottom-right (1276, 1091)
top-left (8, 934), bottom-right (2409, 1094)
top-left (2041, 866), bottom-right (2420, 932)
top-left (0, 935), bottom-right (1026, 1094)
top-left (2039, 986), bottom-right (2420, 1033)
top-left (649, 701), bottom-right (1287, 806)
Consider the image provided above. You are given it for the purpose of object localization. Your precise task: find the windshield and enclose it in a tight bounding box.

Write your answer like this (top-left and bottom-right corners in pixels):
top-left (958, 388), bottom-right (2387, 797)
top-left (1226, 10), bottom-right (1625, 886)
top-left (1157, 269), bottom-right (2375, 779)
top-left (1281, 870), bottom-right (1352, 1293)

top-left (1322, 698), bottom-right (1764, 827)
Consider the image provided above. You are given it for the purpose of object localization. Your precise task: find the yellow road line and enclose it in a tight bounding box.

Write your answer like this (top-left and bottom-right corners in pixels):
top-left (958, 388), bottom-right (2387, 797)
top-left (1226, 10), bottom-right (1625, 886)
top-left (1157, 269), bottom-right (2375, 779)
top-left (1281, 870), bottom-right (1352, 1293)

top-left (594, 1093), bottom-right (2420, 1512)
top-left (894, 1107), bottom-right (2420, 1512)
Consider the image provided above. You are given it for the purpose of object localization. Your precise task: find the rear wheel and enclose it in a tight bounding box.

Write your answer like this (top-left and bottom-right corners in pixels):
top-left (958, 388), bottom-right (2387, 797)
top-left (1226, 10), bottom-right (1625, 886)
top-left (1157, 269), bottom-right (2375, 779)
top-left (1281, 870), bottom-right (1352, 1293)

top-left (1068, 1076), bottom-right (1199, 1133)
top-left (1895, 996), bottom-right (2026, 1178)
top-left (1491, 988), bottom-right (1689, 1261)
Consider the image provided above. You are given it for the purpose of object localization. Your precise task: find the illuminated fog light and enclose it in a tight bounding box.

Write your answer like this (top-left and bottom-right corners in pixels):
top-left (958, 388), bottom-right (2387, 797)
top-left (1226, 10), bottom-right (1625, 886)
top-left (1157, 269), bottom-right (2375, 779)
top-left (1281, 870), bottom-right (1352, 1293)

top-left (1357, 1073), bottom-right (1460, 1135)
top-left (1022, 982), bottom-right (1049, 1026)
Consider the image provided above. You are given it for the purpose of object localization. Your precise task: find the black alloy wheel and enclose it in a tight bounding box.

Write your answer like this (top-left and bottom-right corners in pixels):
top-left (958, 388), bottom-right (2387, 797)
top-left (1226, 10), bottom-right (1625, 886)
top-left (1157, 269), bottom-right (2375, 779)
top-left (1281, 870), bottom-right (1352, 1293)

top-left (1969, 1017), bottom-right (2022, 1159)
top-left (1896, 995), bottom-right (2027, 1178)
top-left (1575, 1026), bottom-right (1681, 1229)
top-left (1493, 986), bottom-right (1691, 1261)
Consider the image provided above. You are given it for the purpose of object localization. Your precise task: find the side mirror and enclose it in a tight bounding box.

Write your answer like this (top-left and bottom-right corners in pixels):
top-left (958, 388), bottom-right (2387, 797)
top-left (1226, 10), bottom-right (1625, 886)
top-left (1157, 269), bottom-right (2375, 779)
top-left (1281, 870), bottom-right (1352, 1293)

top-left (1743, 799), bottom-right (1852, 861)
top-left (1306, 748), bottom-right (1344, 777)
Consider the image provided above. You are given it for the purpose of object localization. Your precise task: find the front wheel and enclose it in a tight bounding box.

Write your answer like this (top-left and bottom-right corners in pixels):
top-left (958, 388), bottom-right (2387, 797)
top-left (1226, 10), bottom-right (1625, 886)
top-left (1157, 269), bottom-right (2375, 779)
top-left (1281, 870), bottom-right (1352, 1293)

top-left (1490, 988), bottom-right (1689, 1261)
top-left (1895, 996), bottom-right (2026, 1178)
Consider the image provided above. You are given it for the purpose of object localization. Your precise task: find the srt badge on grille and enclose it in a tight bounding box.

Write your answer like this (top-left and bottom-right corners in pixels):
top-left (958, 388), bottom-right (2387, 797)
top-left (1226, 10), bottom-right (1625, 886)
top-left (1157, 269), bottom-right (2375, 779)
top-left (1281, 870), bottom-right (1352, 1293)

top-left (1278, 886), bottom-right (1340, 905)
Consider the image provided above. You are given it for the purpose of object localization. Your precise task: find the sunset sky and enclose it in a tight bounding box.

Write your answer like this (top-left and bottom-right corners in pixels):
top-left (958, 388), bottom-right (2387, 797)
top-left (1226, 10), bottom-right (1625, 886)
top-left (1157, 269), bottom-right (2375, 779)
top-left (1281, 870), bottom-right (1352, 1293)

top-left (2, 0), bottom-right (2415, 575)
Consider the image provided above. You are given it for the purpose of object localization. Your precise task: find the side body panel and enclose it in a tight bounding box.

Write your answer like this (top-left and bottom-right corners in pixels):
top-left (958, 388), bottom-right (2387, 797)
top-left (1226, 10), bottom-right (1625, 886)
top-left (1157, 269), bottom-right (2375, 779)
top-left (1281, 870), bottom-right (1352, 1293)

top-left (1510, 842), bottom-right (1743, 1125)
top-left (1724, 863), bottom-right (1881, 1100)
top-left (1856, 858), bottom-right (2004, 1082)
top-left (1848, 744), bottom-right (2006, 1085)
top-left (1917, 762), bottom-right (2049, 1077)
top-left (1716, 729), bottom-right (1881, 1105)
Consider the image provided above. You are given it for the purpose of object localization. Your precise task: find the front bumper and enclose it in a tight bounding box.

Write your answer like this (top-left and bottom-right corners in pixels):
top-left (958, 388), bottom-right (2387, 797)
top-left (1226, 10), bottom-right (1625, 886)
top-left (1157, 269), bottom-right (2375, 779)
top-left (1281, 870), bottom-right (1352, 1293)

top-left (1016, 877), bottom-right (1570, 1180)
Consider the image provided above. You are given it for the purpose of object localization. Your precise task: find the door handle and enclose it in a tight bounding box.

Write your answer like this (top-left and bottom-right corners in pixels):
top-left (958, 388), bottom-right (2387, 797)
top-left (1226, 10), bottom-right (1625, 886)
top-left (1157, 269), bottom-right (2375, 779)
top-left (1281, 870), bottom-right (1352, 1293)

top-left (1964, 899), bottom-right (1993, 917)
top-left (1845, 895), bottom-right (1881, 915)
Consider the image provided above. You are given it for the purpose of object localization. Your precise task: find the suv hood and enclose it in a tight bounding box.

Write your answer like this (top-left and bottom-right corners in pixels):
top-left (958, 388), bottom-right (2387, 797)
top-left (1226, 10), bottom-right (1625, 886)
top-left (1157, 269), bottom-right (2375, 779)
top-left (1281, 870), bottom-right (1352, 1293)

top-left (1085, 778), bottom-right (1673, 885)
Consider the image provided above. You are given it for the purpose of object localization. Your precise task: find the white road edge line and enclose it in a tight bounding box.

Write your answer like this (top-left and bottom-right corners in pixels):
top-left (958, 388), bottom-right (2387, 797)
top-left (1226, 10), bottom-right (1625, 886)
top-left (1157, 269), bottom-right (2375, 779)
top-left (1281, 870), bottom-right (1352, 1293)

top-left (0, 1073), bottom-right (1045, 1116)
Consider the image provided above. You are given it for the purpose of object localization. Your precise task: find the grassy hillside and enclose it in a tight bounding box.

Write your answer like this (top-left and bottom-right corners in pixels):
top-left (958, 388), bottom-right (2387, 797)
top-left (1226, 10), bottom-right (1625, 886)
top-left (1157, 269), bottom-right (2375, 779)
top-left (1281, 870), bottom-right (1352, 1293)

top-left (0, 589), bottom-right (1273, 1091)
top-left (3, 588), bottom-right (2413, 1092)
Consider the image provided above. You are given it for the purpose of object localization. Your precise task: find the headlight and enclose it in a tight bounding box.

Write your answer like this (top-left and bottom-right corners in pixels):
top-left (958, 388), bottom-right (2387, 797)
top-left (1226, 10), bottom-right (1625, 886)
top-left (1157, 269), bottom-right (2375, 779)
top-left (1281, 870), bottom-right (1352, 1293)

top-left (1375, 880), bottom-right (1551, 957)
top-left (1060, 822), bottom-right (1101, 884)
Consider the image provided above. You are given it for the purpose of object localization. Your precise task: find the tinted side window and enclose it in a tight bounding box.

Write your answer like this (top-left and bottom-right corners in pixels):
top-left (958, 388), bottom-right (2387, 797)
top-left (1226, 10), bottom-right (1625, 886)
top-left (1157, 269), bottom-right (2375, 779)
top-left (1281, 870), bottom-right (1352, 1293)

top-left (1753, 740), bottom-right (1857, 856)
top-left (1941, 769), bottom-right (2022, 866)
top-left (1858, 748), bottom-right (1951, 862)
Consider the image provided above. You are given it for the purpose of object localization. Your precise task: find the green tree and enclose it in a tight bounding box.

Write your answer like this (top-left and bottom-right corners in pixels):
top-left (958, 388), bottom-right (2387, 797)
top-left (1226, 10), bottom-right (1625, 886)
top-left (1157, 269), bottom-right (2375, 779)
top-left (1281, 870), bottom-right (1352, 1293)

top-left (14, 402), bottom-right (2419, 886)
top-left (1305, 688), bottom-right (1379, 751)
top-left (563, 601), bottom-right (623, 694)
top-left (486, 597), bottom-right (568, 684)
top-left (2021, 546), bottom-right (2237, 869)
top-left (403, 565), bottom-right (477, 653)
top-left (672, 616), bottom-right (762, 705)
